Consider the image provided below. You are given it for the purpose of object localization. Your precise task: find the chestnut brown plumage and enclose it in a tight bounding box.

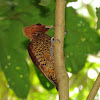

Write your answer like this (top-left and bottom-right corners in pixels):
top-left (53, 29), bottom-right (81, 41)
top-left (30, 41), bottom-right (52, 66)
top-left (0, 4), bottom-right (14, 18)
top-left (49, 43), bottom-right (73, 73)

top-left (23, 23), bottom-right (58, 90)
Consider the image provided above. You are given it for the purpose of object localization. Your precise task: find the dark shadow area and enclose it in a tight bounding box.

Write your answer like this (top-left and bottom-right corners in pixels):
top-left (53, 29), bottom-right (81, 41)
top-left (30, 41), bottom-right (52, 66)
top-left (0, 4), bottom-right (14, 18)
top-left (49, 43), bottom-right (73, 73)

top-left (31, 0), bottom-right (50, 17)
top-left (22, 39), bottom-right (30, 49)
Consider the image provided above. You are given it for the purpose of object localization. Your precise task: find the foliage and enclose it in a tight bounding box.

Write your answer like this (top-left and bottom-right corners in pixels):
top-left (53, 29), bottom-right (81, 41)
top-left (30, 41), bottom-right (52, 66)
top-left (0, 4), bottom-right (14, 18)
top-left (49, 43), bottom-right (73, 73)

top-left (65, 7), bottom-right (100, 73)
top-left (96, 7), bottom-right (100, 30)
top-left (0, 0), bottom-right (100, 99)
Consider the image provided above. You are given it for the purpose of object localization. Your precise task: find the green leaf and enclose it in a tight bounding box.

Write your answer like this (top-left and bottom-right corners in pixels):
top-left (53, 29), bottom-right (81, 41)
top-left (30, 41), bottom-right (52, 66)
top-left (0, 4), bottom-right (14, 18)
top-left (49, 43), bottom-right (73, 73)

top-left (35, 66), bottom-right (54, 90)
top-left (7, 0), bottom-right (55, 28)
top-left (0, 0), bottom-right (10, 15)
top-left (0, 20), bottom-right (30, 98)
top-left (67, 0), bottom-right (78, 3)
top-left (87, 4), bottom-right (96, 18)
top-left (0, 0), bottom-right (18, 16)
top-left (65, 7), bottom-right (100, 73)
top-left (39, 0), bottom-right (51, 6)
top-left (0, 0), bottom-right (56, 91)
top-left (96, 7), bottom-right (100, 30)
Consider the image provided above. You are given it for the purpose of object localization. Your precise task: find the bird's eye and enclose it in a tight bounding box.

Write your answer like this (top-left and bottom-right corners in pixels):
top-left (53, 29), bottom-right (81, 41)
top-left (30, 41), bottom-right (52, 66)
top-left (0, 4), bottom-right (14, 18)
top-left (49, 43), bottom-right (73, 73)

top-left (36, 23), bottom-right (41, 26)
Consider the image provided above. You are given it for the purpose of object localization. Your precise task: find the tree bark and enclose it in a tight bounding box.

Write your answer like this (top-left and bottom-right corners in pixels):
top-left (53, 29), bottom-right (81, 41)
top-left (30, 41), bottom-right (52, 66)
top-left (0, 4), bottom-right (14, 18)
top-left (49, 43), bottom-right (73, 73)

top-left (54, 0), bottom-right (69, 100)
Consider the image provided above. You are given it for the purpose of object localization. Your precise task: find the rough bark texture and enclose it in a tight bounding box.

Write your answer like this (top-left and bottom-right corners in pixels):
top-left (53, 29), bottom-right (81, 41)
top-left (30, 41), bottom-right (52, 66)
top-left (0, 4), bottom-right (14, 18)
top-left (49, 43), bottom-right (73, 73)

top-left (54, 0), bottom-right (69, 100)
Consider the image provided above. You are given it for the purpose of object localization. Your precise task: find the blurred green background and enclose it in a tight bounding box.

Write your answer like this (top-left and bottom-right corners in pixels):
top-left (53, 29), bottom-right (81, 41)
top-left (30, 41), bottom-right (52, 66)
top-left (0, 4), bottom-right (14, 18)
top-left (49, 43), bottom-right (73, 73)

top-left (0, 0), bottom-right (100, 100)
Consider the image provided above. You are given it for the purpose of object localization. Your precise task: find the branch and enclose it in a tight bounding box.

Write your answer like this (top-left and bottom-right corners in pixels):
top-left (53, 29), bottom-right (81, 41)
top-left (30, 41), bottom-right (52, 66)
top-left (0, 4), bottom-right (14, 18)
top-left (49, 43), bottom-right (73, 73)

top-left (54, 0), bottom-right (69, 100)
top-left (87, 73), bottom-right (100, 100)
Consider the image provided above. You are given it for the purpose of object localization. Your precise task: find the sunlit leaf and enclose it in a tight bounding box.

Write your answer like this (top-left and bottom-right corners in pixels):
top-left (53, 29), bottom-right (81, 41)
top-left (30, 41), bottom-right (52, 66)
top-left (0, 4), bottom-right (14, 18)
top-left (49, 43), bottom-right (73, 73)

top-left (39, 0), bottom-right (51, 6)
top-left (96, 7), bottom-right (100, 30)
top-left (35, 66), bottom-right (55, 90)
top-left (87, 4), bottom-right (96, 18)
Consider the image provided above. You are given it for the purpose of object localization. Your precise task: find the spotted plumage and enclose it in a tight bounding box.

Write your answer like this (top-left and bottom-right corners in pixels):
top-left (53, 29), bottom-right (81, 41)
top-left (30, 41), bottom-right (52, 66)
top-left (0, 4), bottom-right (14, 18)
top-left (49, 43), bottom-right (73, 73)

top-left (23, 23), bottom-right (58, 90)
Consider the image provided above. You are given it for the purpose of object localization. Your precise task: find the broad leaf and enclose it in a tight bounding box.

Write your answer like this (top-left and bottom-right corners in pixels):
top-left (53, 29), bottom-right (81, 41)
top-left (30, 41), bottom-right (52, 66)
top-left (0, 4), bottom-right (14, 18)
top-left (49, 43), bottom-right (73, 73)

top-left (0, 20), bottom-right (30, 98)
top-left (65, 7), bottom-right (100, 73)
top-left (96, 7), bottom-right (100, 30)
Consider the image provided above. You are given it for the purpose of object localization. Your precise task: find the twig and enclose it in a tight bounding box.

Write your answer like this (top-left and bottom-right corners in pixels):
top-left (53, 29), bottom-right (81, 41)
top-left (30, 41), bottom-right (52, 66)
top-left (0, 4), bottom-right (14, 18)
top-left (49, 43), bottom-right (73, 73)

top-left (54, 0), bottom-right (69, 100)
top-left (87, 73), bottom-right (100, 100)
